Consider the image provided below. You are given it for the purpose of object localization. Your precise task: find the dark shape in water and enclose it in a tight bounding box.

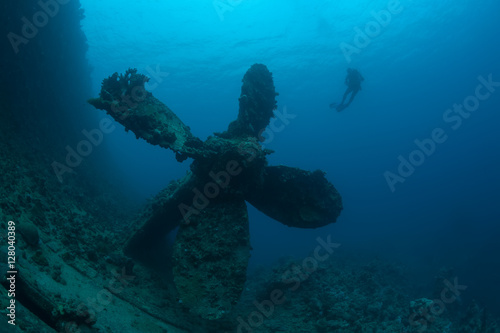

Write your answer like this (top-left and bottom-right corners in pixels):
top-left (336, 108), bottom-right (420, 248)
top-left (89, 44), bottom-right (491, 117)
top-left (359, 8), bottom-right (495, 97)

top-left (88, 64), bottom-right (343, 320)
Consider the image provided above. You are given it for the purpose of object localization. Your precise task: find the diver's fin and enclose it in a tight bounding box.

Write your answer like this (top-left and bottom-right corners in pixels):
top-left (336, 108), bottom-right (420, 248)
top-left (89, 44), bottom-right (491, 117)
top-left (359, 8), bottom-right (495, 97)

top-left (336, 104), bottom-right (347, 112)
top-left (329, 102), bottom-right (338, 109)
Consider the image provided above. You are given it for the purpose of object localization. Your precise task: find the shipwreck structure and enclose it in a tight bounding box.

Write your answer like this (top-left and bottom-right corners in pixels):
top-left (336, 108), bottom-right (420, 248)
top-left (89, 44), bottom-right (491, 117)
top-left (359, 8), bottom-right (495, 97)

top-left (88, 64), bottom-right (343, 320)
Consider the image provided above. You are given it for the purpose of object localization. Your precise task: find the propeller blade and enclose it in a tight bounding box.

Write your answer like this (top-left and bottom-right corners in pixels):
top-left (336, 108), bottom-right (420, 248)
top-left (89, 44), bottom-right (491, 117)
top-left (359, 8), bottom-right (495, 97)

top-left (220, 63), bottom-right (278, 138)
top-left (172, 195), bottom-right (250, 320)
top-left (88, 68), bottom-right (203, 160)
top-left (245, 166), bottom-right (343, 228)
top-left (123, 172), bottom-right (197, 261)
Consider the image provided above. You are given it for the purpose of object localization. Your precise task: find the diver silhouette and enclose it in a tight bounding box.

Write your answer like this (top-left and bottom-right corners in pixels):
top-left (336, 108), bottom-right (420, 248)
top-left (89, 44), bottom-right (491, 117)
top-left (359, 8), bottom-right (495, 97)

top-left (330, 68), bottom-right (364, 112)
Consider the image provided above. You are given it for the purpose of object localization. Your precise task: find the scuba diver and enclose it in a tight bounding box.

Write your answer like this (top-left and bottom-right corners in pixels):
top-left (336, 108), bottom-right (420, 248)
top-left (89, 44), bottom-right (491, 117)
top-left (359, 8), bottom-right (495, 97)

top-left (330, 68), bottom-right (364, 112)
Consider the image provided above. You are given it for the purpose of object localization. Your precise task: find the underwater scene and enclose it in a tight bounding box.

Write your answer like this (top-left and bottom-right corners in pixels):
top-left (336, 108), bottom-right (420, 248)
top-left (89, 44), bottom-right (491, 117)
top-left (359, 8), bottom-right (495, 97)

top-left (1, 0), bottom-right (500, 332)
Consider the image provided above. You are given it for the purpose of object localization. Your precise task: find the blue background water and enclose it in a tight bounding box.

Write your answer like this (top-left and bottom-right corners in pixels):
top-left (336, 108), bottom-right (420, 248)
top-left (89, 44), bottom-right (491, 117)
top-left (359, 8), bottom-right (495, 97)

top-left (79, 0), bottom-right (499, 310)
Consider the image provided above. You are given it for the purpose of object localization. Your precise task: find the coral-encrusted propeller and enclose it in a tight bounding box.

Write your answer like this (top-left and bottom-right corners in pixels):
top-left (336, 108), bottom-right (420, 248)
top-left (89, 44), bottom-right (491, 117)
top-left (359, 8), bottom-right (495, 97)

top-left (89, 64), bottom-right (343, 320)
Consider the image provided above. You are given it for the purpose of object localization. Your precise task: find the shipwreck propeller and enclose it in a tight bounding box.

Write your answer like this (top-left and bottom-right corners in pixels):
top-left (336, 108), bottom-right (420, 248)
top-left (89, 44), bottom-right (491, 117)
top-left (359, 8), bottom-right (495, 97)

top-left (88, 64), bottom-right (343, 320)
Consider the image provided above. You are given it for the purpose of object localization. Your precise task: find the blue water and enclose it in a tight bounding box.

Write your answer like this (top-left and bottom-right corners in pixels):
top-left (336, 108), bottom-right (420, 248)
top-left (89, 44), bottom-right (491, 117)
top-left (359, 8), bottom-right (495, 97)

top-left (80, 0), bottom-right (500, 311)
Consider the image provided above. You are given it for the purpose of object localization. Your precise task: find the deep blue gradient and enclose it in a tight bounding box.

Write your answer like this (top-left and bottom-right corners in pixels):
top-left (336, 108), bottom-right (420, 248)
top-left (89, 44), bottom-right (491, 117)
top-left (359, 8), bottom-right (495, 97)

top-left (80, 0), bottom-right (500, 311)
